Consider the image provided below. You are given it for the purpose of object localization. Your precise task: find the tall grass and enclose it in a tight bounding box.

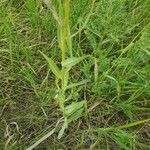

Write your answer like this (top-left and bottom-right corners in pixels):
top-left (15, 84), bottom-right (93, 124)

top-left (40, 0), bottom-right (89, 139)
top-left (0, 0), bottom-right (150, 149)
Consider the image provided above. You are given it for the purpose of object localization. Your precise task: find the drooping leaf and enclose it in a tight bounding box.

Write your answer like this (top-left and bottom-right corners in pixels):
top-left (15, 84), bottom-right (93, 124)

top-left (40, 51), bottom-right (60, 78)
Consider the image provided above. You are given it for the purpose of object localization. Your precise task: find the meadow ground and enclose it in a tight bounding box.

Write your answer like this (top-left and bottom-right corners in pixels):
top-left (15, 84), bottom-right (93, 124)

top-left (0, 0), bottom-right (150, 149)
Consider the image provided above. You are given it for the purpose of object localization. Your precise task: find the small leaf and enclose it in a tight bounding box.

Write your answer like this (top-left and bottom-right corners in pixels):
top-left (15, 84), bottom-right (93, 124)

top-left (68, 108), bottom-right (84, 124)
top-left (61, 56), bottom-right (89, 69)
top-left (105, 74), bottom-right (121, 97)
top-left (65, 101), bottom-right (86, 116)
top-left (66, 79), bottom-right (90, 90)
top-left (40, 51), bottom-right (60, 78)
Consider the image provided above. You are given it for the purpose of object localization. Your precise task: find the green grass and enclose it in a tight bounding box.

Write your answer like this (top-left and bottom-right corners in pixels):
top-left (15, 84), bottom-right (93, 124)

top-left (0, 0), bottom-right (150, 149)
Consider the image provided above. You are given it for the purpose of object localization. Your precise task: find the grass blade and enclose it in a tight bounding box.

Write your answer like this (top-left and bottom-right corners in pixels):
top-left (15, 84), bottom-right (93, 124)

top-left (26, 119), bottom-right (61, 150)
top-left (26, 128), bottom-right (55, 150)
top-left (94, 118), bottom-right (150, 132)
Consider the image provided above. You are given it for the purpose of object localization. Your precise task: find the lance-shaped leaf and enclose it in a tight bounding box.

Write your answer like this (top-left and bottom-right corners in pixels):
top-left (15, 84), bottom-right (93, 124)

top-left (65, 101), bottom-right (86, 116)
top-left (68, 108), bottom-right (84, 124)
top-left (40, 51), bottom-right (60, 78)
top-left (61, 55), bottom-right (89, 69)
top-left (66, 79), bottom-right (90, 90)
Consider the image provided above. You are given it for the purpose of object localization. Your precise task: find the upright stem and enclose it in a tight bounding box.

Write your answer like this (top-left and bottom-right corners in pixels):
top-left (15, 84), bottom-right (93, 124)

top-left (64, 0), bottom-right (72, 57)
top-left (57, 0), bottom-right (72, 60)
top-left (57, 0), bottom-right (72, 115)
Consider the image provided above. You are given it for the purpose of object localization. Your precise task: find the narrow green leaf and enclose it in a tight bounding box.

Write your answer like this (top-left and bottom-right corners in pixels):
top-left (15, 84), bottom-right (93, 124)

top-left (115, 118), bottom-right (150, 130)
top-left (94, 118), bottom-right (150, 132)
top-left (40, 51), bottom-right (60, 78)
top-left (112, 134), bottom-right (131, 150)
top-left (105, 74), bottom-right (121, 97)
top-left (61, 55), bottom-right (89, 69)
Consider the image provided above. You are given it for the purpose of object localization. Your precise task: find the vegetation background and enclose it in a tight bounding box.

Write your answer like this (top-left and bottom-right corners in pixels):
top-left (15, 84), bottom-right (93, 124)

top-left (0, 0), bottom-right (150, 149)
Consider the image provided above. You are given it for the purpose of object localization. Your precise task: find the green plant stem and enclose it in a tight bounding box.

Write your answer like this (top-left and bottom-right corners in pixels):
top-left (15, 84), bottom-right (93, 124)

top-left (57, 0), bottom-right (72, 118)
top-left (64, 0), bottom-right (72, 57)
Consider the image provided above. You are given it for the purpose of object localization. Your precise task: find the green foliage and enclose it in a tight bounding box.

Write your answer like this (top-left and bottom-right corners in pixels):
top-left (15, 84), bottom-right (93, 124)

top-left (0, 0), bottom-right (150, 149)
